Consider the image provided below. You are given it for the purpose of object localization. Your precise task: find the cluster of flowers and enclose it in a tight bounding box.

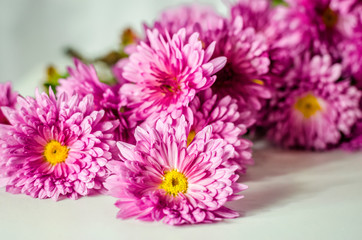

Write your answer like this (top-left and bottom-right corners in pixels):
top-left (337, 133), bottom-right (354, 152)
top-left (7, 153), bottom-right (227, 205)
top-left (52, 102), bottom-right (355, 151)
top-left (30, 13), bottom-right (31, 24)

top-left (258, 0), bottom-right (362, 150)
top-left (0, 0), bottom-right (361, 225)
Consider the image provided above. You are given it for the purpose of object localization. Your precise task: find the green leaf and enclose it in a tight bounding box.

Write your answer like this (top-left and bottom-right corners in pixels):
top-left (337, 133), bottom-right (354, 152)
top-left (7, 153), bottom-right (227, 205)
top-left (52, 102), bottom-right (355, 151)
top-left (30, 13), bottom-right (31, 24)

top-left (272, 0), bottom-right (288, 7)
top-left (43, 66), bottom-right (68, 94)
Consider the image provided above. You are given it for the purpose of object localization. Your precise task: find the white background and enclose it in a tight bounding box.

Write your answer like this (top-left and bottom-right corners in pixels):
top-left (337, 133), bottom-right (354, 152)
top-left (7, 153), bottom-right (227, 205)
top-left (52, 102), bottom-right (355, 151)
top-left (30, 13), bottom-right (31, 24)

top-left (0, 0), bottom-right (227, 93)
top-left (1, 1), bottom-right (362, 239)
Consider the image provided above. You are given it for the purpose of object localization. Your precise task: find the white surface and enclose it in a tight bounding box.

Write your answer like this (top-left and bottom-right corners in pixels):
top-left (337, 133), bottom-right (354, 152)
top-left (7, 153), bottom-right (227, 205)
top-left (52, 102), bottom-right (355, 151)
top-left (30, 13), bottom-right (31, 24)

top-left (1, 1), bottom-right (362, 239)
top-left (1, 144), bottom-right (362, 240)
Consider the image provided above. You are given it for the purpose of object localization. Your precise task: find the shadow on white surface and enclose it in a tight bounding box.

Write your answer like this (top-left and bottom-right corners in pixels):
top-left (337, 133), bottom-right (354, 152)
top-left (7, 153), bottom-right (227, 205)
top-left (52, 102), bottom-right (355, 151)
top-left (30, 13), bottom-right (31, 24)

top-left (228, 144), bottom-right (360, 217)
top-left (1, 143), bottom-right (361, 240)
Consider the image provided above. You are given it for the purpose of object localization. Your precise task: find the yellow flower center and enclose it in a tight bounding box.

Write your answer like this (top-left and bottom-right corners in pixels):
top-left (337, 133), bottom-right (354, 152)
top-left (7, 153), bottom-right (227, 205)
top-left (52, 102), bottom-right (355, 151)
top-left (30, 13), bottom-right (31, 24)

top-left (252, 79), bottom-right (264, 85)
top-left (160, 169), bottom-right (188, 197)
top-left (187, 130), bottom-right (196, 146)
top-left (162, 84), bottom-right (176, 93)
top-left (43, 140), bottom-right (69, 165)
top-left (294, 93), bottom-right (322, 118)
top-left (322, 7), bottom-right (338, 28)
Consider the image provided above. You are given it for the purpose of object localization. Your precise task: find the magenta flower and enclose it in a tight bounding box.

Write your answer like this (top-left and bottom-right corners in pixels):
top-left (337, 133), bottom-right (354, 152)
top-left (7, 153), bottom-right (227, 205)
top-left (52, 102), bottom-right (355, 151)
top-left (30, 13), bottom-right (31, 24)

top-left (340, 37), bottom-right (362, 89)
top-left (105, 116), bottom-right (246, 225)
top-left (0, 82), bottom-right (18, 124)
top-left (186, 89), bottom-right (253, 173)
top-left (200, 16), bottom-right (271, 118)
top-left (264, 55), bottom-right (362, 150)
top-left (266, 5), bottom-right (313, 57)
top-left (138, 90), bottom-right (254, 173)
top-left (120, 28), bottom-right (226, 122)
top-left (147, 3), bottom-right (222, 39)
top-left (0, 90), bottom-right (119, 200)
top-left (112, 58), bottom-right (129, 85)
top-left (230, 0), bottom-right (272, 32)
top-left (57, 59), bottom-right (130, 142)
top-left (342, 120), bottom-right (362, 150)
top-left (271, 0), bottom-right (362, 59)
top-left (57, 59), bottom-right (126, 112)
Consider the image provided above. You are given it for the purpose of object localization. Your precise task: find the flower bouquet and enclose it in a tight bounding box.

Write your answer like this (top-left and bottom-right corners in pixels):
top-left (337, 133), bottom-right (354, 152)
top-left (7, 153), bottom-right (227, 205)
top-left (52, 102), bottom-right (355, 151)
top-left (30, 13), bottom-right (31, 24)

top-left (0, 0), bottom-right (361, 226)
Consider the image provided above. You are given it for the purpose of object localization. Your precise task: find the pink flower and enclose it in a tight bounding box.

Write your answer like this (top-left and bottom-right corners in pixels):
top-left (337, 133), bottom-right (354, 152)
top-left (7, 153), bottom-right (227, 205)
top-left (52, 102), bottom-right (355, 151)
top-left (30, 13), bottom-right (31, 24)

top-left (340, 36), bottom-right (362, 89)
top-left (57, 59), bottom-right (130, 142)
top-left (342, 120), bottom-right (362, 150)
top-left (138, 90), bottom-right (254, 173)
top-left (0, 82), bottom-right (17, 124)
top-left (0, 90), bottom-right (119, 200)
top-left (58, 59), bottom-right (125, 111)
top-left (112, 58), bottom-right (129, 85)
top-left (271, 0), bottom-right (362, 59)
top-left (263, 54), bottom-right (362, 150)
top-left (201, 16), bottom-right (271, 119)
top-left (186, 89), bottom-right (254, 173)
top-left (120, 28), bottom-right (226, 122)
top-left (230, 0), bottom-right (272, 32)
top-left (105, 116), bottom-right (246, 225)
top-left (148, 3), bottom-right (222, 38)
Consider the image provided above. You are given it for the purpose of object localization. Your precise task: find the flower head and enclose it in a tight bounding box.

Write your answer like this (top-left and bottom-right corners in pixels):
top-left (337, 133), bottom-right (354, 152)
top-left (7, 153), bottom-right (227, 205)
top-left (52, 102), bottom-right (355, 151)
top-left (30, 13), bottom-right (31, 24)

top-left (230, 0), bottom-right (272, 32)
top-left (342, 120), bottom-right (362, 150)
top-left (120, 28), bottom-right (226, 122)
top-left (186, 89), bottom-right (254, 173)
top-left (139, 90), bottom-right (254, 173)
top-left (200, 16), bottom-right (271, 119)
top-left (0, 90), bottom-right (119, 200)
top-left (105, 116), bottom-right (246, 225)
top-left (340, 37), bottom-right (362, 89)
top-left (57, 59), bottom-right (130, 141)
top-left (0, 82), bottom-right (18, 124)
top-left (264, 55), bottom-right (362, 149)
top-left (148, 3), bottom-right (223, 39)
top-left (58, 59), bottom-right (120, 109)
top-left (270, 0), bottom-right (362, 59)
top-left (112, 58), bottom-right (129, 85)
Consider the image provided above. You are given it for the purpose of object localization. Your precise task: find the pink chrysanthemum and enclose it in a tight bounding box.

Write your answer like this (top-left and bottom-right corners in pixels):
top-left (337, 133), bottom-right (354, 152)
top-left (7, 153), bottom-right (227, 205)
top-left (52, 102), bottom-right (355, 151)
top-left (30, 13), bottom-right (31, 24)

top-left (0, 90), bottom-right (119, 200)
top-left (57, 59), bottom-right (130, 142)
top-left (57, 59), bottom-right (125, 111)
top-left (229, 0), bottom-right (287, 88)
top-left (200, 16), bottom-right (271, 117)
top-left (186, 89), bottom-right (253, 173)
top-left (138, 90), bottom-right (254, 173)
top-left (342, 120), bottom-right (362, 150)
top-left (105, 116), bottom-right (246, 225)
top-left (147, 3), bottom-right (222, 39)
top-left (230, 0), bottom-right (272, 32)
top-left (340, 37), bottom-right (362, 89)
top-left (120, 28), bottom-right (226, 122)
top-left (264, 54), bottom-right (362, 150)
top-left (112, 58), bottom-right (129, 85)
top-left (265, 4), bottom-right (312, 57)
top-left (271, 0), bottom-right (361, 59)
top-left (0, 82), bottom-right (18, 124)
